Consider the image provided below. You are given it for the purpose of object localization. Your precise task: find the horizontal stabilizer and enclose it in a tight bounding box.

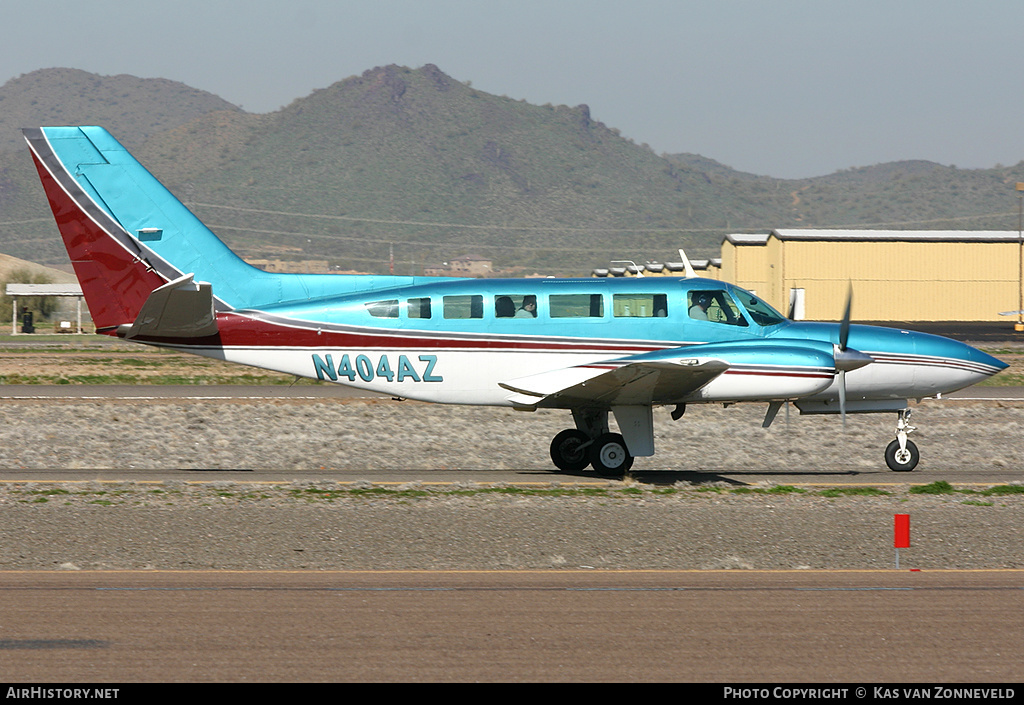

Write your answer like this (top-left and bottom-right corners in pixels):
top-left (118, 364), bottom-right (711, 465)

top-left (500, 357), bottom-right (729, 409)
top-left (120, 274), bottom-right (218, 340)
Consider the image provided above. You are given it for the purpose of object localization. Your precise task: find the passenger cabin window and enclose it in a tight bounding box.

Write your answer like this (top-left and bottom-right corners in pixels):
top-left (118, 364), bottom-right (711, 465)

top-left (407, 297), bottom-right (432, 319)
top-left (365, 300), bottom-right (399, 318)
top-left (550, 294), bottom-right (604, 318)
top-left (443, 294), bottom-right (483, 319)
top-left (495, 294), bottom-right (537, 319)
top-left (613, 293), bottom-right (667, 318)
top-left (687, 290), bottom-right (748, 326)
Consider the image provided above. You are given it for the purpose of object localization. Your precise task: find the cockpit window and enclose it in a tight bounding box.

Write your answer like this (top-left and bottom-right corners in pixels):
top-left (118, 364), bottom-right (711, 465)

top-left (687, 290), bottom-right (748, 326)
top-left (736, 291), bottom-right (786, 326)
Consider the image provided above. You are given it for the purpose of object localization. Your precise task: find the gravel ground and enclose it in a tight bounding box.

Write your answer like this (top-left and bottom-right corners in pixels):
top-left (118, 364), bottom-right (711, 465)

top-left (1, 484), bottom-right (1021, 571)
top-left (2, 396), bottom-right (1024, 472)
top-left (0, 397), bottom-right (1021, 571)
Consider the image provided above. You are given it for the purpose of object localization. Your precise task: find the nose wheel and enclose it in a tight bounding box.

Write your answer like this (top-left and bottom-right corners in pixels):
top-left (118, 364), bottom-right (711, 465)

top-left (885, 409), bottom-right (919, 471)
top-left (885, 438), bottom-right (919, 471)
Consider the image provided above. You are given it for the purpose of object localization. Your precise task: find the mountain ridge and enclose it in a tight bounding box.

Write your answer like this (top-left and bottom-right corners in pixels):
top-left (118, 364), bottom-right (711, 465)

top-left (2, 65), bottom-right (1022, 275)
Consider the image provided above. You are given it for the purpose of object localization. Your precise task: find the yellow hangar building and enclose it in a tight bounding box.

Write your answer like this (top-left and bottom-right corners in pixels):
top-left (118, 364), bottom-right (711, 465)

top-left (594, 229), bottom-right (1023, 324)
top-left (719, 230), bottom-right (1021, 323)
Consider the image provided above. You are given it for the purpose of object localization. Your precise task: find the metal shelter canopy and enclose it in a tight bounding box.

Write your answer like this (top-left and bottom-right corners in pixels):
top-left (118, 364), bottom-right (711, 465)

top-left (6, 283), bottom-right (85, 333)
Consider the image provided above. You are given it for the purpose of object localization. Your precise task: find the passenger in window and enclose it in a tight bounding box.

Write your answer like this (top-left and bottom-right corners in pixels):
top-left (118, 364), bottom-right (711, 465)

top-left (495, 296), bottom-right (516, 318)
top-left (516, 295), bottom-right (537, 318)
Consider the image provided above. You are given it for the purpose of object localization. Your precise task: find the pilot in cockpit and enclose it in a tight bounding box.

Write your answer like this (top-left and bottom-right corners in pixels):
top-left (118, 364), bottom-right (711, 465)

top-left (688, 293), bottom-right (710, 321)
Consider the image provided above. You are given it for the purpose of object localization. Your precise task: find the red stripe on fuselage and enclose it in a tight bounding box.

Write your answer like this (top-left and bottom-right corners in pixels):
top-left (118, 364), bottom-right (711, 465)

top-left (137, 310), bottom-right (671, 353)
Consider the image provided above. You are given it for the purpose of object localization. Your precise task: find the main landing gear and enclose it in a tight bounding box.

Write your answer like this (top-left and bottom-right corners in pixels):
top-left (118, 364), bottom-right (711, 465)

top-left (549, 429), bottom-right (634, 476)
top-left (884, 408), bottom-right (919, 471)
top-left (549, 409), bottom-right (634, 476)
top-left (549, 406), bottom-right (922, 475)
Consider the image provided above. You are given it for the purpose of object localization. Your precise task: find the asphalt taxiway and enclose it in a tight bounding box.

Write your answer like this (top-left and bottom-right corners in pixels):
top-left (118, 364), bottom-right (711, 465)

top-left (1, 569), bottom-right (1021, 682)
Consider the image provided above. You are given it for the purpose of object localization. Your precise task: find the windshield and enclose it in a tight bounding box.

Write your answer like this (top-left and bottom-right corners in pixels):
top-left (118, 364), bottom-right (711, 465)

top-left (687, 289), bottom-right (747, 326)
top-left (732, 288), bottom-right (786, 327)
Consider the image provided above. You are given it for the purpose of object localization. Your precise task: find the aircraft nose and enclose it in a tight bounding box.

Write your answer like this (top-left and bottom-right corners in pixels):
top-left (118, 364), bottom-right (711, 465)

top-left (961, 341), bottom-right (1009, 379)
top-left (910, 331), bottom-right (1008, 393)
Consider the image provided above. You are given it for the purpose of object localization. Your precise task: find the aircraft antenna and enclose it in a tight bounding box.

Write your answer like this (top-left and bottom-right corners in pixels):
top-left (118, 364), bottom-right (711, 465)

top-left (678, 249), bottom-right (697, 278)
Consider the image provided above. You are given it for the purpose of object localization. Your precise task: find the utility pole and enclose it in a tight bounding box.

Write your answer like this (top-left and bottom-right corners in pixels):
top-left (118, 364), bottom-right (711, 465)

top-left (1017, 183), bottom-right (1024, 332)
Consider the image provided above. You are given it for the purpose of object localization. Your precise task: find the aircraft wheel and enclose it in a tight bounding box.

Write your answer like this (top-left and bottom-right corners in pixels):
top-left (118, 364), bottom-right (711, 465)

top-left (549, 429), bottom-right (591, 472)
top-left (885, 439), bottom-right (919, 472)
top-left (589, 433), bottom-right (634, 476)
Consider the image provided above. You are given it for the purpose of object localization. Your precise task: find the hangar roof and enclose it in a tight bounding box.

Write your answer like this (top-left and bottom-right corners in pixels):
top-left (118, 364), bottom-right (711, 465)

top-left (6, 283), bottom-right (83, 296)
top-left (725, 229), bottom-right (1022, 245)
top-left (723, 233), bottom-right (770, 245)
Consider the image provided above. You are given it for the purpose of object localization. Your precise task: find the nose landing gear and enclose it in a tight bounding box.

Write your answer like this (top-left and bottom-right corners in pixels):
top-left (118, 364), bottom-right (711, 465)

top-left (885, 409), bottom-right (919, 471)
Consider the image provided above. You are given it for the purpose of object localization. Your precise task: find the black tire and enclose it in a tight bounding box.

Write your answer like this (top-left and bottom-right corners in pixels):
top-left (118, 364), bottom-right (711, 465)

top-left (885, 439), bottom-right (919, 472)
top-left (549, 429), bottom-right (591, 472)
top-left (589, 432), bottom-right (634, 476)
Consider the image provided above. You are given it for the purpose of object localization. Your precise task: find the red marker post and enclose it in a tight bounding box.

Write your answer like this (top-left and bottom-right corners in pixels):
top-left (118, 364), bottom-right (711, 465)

top-left (894, 514), bottom-right (910, 569)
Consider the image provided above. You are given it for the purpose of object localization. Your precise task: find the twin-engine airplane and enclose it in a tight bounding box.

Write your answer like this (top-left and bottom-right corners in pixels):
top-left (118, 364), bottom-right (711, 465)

top-left (24, 126), bottom-right (1007, 475)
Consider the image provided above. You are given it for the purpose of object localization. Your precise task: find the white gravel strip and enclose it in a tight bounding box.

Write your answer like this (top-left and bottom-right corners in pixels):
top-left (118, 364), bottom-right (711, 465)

top-left (0, 397), bottom-right (1020, 571)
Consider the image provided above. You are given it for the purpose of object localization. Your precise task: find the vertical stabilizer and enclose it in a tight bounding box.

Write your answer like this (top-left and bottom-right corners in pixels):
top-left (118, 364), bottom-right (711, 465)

top-left (24, 127), bottom-right (170, 331)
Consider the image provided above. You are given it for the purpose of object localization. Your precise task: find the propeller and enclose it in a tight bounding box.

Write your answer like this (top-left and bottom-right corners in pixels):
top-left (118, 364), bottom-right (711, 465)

top-left (839, 285), bottom-right (851, 352)
top-left (833, 285), bottom-right (872, 427)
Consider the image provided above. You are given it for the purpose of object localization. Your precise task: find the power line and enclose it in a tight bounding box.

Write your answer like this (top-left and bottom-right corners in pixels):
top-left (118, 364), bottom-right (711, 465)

top-left (0, 218), bottom-right (53, 227)
top-left (195, 203), bottom-right (731, 234)
top-left (206, 223), bottom-right (681, 253)
top-left (195, 201), bottom-right (1019, 235)
top-left (824, 211), bottom-right (1018, 229)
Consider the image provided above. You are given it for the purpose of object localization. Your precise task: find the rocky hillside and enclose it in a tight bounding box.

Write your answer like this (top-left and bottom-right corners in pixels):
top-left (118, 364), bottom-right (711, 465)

top-left (2, 65), bottom-right (1022, 275)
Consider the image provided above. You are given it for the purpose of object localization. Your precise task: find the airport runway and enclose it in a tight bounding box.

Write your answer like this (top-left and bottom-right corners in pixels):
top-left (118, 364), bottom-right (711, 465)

top-left (1, 569), bottom-right (1021, 683)
top-left (1, 465), bottom-right (1019, 486)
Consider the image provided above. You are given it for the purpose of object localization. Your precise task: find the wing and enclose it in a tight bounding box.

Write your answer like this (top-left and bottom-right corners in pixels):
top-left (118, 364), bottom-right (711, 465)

top-left (499, 355), bottom-right (729, 409)
top-left (499, 339), bottom-right (843, 410)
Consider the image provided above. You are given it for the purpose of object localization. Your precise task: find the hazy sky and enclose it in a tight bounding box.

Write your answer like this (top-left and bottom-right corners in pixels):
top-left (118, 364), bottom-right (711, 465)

top-left (2, 0), bottom-right (1021, 178)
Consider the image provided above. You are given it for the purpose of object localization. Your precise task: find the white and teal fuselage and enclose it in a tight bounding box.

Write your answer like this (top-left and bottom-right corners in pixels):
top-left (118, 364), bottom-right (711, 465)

top-left (24, 125), bottom-right (1007, 472)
